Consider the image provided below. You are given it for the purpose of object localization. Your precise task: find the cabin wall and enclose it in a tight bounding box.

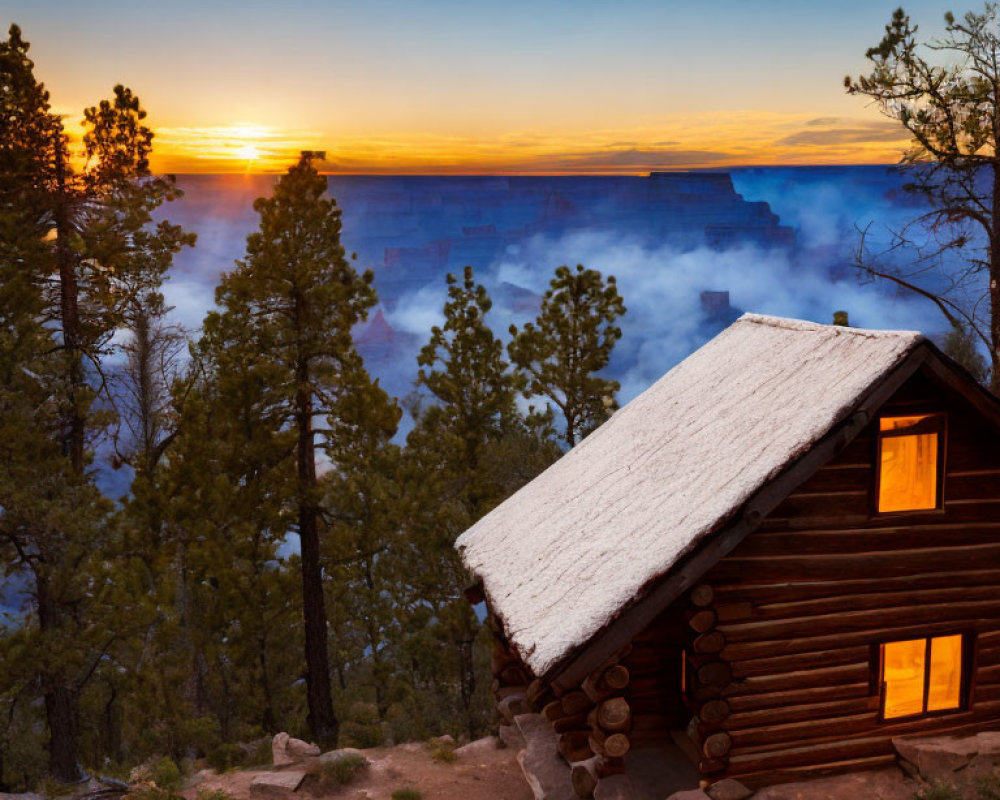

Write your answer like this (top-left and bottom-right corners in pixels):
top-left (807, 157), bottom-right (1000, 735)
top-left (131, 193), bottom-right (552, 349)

top-left (680, 369), bottom-right (1000, 787)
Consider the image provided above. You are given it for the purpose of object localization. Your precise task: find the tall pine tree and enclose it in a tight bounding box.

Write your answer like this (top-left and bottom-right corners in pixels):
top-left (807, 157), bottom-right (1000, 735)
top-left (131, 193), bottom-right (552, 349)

top-left (205, 153), bottom-right (377, 746)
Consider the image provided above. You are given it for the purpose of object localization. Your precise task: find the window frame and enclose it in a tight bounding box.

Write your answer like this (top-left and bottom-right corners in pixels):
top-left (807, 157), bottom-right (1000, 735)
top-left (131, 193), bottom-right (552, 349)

top-left (874, 631), bottom-right (974, 723)
top-left (873, 411), bottom-right (948, 516)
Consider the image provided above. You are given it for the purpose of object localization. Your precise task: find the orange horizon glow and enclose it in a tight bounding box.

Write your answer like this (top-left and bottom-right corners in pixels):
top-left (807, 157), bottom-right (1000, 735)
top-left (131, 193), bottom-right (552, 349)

top-left (55, 112), bottom-right (913, 175)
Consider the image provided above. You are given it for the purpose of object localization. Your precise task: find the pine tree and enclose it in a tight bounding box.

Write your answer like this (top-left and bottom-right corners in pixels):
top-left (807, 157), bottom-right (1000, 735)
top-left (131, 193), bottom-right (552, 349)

top-left (508, 264), bottom-right (626, 447)
top-left (0, 24), bottom-right (192, 780)
top-left (403, 266), bottom-right (557, 738)
top-left (206, 153), bottom-right (377, 746)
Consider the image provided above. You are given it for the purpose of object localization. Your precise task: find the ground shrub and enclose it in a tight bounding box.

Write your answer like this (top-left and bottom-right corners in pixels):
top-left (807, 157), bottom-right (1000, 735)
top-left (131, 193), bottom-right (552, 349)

top-left (207, 743), bottom-right (244, 773)
top-left (151, 757), bottom-right (182, 793)
top-left (339, 720), bottom-right (384, 749)
top-left (125, 785), bottom-right (173, 800)
top-left (391, 790), bottom-right (423, 800)
top-left (308, 754), bottom-right (369, 788)
top-left (197, 789), bottom-right (235, 800)
top-left (242, 737), bottom-right (273, 767)
top-left (913, 781), bottom-right (963, 800)
top-left (427, 737), bottom-right (456, 763)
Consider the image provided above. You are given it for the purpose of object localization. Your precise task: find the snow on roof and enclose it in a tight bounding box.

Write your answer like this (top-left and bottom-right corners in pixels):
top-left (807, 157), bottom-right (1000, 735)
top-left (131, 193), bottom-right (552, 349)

top-left (456, 313), bottom-right (925, 678)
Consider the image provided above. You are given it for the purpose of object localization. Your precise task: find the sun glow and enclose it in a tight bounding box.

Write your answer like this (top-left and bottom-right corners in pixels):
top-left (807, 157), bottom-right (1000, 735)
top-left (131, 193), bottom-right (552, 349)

top-left (235, 143), bottom-right (261, 166)
top-left (151, 123), bottom-right (318, 173)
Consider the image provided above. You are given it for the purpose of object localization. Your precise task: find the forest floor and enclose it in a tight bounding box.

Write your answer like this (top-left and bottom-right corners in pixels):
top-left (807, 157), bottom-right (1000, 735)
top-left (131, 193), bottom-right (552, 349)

top-left (180, 738), bottom-right (533, 800)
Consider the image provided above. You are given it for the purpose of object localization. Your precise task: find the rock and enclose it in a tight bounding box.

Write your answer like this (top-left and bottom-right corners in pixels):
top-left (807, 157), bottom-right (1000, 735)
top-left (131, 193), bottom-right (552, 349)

top-left (431, 734), bottom-right (456, 747)
top-left (272, 732), bottom-right (294, 767)
top-left (455, 736), bottom-right (500, 760)
top-left (707, 778), bottom-right (753, 800)
top-left (593, 774), bottom-right (636, 799)
top-left (318, 747), bottom-right (366, 765)
top-left (0, 793), bottom-right (44, 800)
top-left (250, 771), bottom-right (306, 797)
top-left (893, 734), bottom-right (981, 781)
top-left (513, 713), bottom-right (576, 800)
top-left (286, 737), bottom-right (320, 758)
top-left (499, 723), bottom-right (526, 752)
top-left (666, 790), bottom-right (711, 800)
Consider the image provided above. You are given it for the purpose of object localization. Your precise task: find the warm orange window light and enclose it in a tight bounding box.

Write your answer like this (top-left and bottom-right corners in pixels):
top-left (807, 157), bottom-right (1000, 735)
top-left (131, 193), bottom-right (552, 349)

top-left (877, 414), bottom-right (941, 512)
top-left (928, 635), bottom-right (963, 711)
top-left (881, 635), bottom-right (964, 719)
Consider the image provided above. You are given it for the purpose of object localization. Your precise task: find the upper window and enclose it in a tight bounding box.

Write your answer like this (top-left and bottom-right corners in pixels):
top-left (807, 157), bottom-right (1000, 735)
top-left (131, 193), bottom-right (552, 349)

top-left (880, 634), bottom-right (966, 719)
top-left (877, 413), bottom-right (945, 513)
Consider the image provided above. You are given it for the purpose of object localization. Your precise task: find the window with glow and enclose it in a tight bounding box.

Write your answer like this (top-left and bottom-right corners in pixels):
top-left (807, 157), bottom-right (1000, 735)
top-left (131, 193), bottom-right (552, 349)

top-left (881, 634), bottom-right (964, 719)
top-left (877, 414), bottom-right (944, 513)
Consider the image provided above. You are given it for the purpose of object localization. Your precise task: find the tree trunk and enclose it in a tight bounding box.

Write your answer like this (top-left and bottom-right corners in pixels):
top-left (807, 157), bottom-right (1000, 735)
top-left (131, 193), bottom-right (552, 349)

top-left (296, 362), bottom-right (338, 746)
top-left (37, 573), bottom-right (81, 783)
top-left (44, 687), bottom-right (79, 784)
top-left (102, 681), bottom-right (120, 765)
top-left (258, 634), bottom-right (278, 734)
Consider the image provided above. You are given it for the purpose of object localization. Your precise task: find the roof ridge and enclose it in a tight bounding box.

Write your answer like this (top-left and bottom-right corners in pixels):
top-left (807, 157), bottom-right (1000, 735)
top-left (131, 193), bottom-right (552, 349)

top-left (738, 312), bottom-right (924, 340)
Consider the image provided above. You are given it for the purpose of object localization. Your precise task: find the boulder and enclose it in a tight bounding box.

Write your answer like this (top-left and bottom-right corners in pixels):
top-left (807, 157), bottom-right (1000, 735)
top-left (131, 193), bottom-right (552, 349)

top-left (706, 778), bottom-right (753, 800)
top-left (513, 713), bottom-right (575, 800)
top-left (272, 732), bottom-right (294, 767)
top-left (893, 734), bottom-right (979, 779)
top-left (318, 747), bottom-right (366, 766)
top-left (454, 736), bottom-right (500, 760)
top-left (249, 771), bottom-right (306, 797)
top-left (893, 731), bottom-right (1000, 788)
top-left (286, 737), bottom-right (320, 758)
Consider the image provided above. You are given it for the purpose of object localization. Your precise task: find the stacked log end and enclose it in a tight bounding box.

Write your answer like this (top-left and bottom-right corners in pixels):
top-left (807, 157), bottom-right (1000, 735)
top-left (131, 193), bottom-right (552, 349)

top-left (491, 619), bottom-right (531, 725)
top-left (684, 584), bottom-right (734, 776)
top-left (563, 658), bottom-right (633, 798)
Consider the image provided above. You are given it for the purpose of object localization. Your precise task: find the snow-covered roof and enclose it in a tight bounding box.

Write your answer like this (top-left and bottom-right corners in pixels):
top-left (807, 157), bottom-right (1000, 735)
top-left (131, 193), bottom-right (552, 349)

top-left (456, 313), bottom-right (925, 678)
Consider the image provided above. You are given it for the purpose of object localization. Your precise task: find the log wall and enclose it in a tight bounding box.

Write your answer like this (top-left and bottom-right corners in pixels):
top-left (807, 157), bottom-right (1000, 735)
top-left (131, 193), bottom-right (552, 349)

top-left (631, 369), bottom-right (1000, 788)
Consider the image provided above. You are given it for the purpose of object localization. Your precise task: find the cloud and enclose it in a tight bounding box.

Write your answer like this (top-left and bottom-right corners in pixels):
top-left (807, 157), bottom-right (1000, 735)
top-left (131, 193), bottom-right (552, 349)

top-left (778, 119), bottom-right (909, 147)
top-left (538, 148), bottom-right (734, 170)
top-left (489, 230), bottom-right (939, 405)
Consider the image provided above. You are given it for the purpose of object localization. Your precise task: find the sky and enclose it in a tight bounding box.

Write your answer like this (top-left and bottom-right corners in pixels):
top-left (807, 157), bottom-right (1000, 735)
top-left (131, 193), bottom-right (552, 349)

top-left (6, 0), bottom-right (961, 172)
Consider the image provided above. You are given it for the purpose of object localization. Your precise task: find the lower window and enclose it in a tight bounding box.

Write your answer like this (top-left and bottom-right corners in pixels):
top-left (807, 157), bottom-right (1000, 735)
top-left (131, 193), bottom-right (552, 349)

top-left (880, 634), bottom-right (966, 719)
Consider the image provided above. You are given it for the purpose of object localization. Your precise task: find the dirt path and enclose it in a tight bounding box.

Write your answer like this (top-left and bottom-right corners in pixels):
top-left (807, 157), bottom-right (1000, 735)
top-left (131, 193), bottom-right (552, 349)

top-left (183, 738), bottom-right (532, 800)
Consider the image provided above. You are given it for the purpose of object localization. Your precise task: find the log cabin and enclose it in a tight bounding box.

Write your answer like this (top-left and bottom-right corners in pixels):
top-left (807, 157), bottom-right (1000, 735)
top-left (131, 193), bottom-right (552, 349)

top-left (455, 313), bottom-right (1000, 796)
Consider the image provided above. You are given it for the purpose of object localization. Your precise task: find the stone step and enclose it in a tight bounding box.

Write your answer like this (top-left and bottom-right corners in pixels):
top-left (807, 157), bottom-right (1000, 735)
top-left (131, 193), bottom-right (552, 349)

top-left (513, 713), bottom-right (575, 800)
top-left (249, 771), bottom-right (306, 797)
